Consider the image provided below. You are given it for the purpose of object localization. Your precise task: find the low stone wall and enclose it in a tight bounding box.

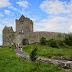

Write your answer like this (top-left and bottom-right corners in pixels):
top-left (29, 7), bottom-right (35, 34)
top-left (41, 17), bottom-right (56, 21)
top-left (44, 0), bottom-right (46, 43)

top-left (16, 53), bottom-right (72, 71)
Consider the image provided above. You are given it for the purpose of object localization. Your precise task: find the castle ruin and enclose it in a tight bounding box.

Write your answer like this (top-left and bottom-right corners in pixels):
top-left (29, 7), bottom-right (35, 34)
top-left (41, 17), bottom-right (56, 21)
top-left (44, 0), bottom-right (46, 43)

top-left (2, 15), bottom-right (66, 46)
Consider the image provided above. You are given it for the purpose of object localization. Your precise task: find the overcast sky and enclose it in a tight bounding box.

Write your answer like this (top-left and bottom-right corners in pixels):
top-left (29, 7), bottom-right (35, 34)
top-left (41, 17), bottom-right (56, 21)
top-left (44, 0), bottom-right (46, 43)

top-left (0, 0), bottom-right (72, 45)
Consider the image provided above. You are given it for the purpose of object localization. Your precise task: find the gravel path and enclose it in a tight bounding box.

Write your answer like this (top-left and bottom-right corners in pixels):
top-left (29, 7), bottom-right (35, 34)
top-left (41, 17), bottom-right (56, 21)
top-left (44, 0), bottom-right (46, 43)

top-left (15, 48), bottom-right (29, 55)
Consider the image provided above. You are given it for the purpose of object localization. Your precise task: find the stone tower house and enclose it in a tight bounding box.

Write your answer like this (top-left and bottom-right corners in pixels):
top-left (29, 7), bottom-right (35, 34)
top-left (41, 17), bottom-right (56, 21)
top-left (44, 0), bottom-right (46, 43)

top-left (2, 15), bottom-right (66, 46)
top-left (16, 15), bottom-right (33, 33)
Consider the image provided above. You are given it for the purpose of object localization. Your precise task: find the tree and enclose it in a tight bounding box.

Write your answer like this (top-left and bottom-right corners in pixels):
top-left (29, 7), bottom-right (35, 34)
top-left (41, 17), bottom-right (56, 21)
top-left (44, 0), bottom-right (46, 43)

top-left (48, 39), bottom-right (59, 48)
top-left (40, 37), bottom-right (47, 45)
top-left (57, 33), bottom-right (62, 39)
top-left (30, 47), bottom-right (37, 61)
top-left (64, 33), bottom-right (72, 46)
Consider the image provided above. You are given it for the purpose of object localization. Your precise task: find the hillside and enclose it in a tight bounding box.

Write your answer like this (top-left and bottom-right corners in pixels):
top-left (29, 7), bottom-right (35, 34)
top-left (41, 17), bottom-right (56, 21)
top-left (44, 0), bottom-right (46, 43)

top-left (0, 46), bottom-right (66, 72)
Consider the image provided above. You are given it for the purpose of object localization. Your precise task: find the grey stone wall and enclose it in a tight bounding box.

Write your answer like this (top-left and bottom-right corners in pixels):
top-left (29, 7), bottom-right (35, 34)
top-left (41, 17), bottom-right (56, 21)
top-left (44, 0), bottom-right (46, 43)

top-left (13, 32), bottom-right (29, 45)
top-left (28, 32), bottom-right (66, 44)
top-left (2, 26), bottom-right (14, 46)
top-left (28, 32), bottom-right (40, 44)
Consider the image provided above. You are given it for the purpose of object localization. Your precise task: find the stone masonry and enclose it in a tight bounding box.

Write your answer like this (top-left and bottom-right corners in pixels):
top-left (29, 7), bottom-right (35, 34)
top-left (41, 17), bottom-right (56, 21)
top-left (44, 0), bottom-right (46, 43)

top-left (2, 15), bottom-right (66, 46)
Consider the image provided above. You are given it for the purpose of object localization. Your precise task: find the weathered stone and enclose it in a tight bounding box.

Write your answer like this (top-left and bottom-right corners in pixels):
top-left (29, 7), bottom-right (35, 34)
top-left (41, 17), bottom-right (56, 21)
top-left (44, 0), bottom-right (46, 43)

top-left (64, 61), bottom-right (72, 69)
top-left (51, 56), bottom-right (70, 61)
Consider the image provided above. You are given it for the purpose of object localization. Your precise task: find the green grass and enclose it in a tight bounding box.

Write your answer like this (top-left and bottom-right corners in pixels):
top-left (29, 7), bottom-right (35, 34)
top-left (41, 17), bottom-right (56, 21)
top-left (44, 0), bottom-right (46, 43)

top-left (23, 43), bottom-right (72, 58)
top-left (0, 46), bottom-right (66, 72)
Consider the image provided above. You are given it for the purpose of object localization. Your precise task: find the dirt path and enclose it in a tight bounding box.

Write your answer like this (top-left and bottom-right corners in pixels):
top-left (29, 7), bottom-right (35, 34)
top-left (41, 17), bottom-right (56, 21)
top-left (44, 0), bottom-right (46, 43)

top-left (15, 48), bottom-right (29, 55)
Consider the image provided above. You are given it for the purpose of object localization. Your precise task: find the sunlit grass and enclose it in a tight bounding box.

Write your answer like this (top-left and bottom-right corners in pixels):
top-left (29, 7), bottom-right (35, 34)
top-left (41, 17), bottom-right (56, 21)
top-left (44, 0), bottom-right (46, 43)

top-left (23, 43), bottom-right (72, 58)
top-left (0, 46), bottom-right (66, 72)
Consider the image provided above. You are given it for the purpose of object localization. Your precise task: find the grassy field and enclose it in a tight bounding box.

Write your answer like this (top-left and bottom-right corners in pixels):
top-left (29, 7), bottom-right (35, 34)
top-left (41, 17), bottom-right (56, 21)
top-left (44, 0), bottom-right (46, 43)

top-left (23, 43), bottom-right (72, 58)
top-left (0, 46), bottom-right (67, 72)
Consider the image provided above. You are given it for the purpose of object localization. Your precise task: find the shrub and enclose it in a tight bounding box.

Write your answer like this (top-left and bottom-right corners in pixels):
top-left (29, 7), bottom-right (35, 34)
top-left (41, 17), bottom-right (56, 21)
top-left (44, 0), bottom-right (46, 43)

top-left (40, 37), bottom-right (47, 45)
top-left (0, 46), bottom-right (2, 47)
top-left (57, 33), bottom-right (62, 39)
top-left (64, 34), bottom-right (72, 46)
top-left (30, 47), bottom-right (37, 61)
top-left (57, 40), bottom-right (64, 46)
top-left (48, 39), bottom-right (59, 48)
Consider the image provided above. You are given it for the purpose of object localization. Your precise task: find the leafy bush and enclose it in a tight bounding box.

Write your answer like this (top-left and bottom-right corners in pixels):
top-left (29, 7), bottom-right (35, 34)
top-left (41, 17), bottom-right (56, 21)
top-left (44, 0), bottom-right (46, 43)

top-left (57, 33), bottom-right (62, 39)
top-left (30, 47), bottom-right (37, 61)
top-left (0, 46), bottom-right (2, 47)
top-left (64, 34), bottom-right (72, 46)
top-left (59, 41), bottom-right (64, 46)
top-left (40, 37), bottom-right (47, 45)
top-left (57, 40), bottom-right (65, 46)
top-left (48, 39), bottom-right (59, 48)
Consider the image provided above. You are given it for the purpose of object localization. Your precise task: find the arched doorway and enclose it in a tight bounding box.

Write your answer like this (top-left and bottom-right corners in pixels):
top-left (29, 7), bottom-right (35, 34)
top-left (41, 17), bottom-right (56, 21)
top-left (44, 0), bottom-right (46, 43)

top-left (22, 39), bottom-right (29, 45)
